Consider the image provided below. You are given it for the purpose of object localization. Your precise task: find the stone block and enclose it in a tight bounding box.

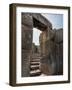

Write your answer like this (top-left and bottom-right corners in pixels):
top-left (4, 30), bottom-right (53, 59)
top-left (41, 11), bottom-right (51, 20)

top-left (21, 13), bottom-right (33, 28)
top-left (21, 25), bottom-right (33, 50)
top-left (21, 49), bottom-right (31, 77)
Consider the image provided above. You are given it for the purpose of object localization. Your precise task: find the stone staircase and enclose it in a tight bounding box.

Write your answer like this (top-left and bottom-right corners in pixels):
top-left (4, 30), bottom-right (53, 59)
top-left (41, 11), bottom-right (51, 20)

top-left (30, 53), bottom-right (42, 76)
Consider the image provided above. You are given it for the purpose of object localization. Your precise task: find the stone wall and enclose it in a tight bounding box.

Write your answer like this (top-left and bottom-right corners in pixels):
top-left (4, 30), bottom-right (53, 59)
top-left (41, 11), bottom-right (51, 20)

top-left (40, 29), bottom-right (63, 75)
top-left (21, 13), bottom-right (33, 77)
top-left (54, 29), bottom-right (63, 75)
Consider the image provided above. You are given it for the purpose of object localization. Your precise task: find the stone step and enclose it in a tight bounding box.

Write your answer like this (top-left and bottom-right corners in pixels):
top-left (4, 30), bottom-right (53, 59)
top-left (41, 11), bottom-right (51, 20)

top-left (31, 58), bottom-right (41, 62)
top-left (32, 56), bottom-right (41, 59)
top-left (32, 54), bottom-right (41, 56)
top-left (31, 60), bottom-right (40, 62)
top-left (30, 53), bottom-right (42, 76)
top-left (30, 69), bottom-right (41, 76)
top-left (30, 65), bottom-right (40, 70)
top-left (30, 61), bottom-right (40, 65)
top-left (31, 59), bottom-right (41, 61)
top-left (32, 55), bottom-right (41, 57)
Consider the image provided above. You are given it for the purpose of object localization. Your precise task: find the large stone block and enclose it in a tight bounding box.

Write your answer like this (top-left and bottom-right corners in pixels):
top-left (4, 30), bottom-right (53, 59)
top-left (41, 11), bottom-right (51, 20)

top-left (40, 54), bottom-right (56, 75)
top-left (21, 49), bottom-right (31, 77)
top-left (55, 43), bottom-right (63, 75)
top-left (21, 25), bottom-right (33, 50)
top-left (55, 28), bottom-right (63, 43)
top-left (21, 13), bottom-right (33, 28)
top-left (40, 29), bottom-right (63, 75)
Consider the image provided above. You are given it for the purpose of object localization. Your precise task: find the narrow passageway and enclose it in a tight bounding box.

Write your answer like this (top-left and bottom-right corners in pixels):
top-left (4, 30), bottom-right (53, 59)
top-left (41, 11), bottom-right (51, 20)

top-left (30, 53), bottom-right (41, 76)
top-left (30, 28), bottom-right (42, 76)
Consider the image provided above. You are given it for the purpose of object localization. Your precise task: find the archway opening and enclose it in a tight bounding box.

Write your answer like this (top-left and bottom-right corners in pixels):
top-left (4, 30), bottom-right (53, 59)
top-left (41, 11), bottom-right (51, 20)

top-left (32, 28), bottom-right (42, 54)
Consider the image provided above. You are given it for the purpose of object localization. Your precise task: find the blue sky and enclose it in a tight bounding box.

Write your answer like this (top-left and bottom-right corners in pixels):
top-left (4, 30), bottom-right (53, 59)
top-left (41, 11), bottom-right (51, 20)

top-left (33, 13), bottom-right (63, 45)
top-left (33, 28), bottom-right (42, 45)
top-left (42, 13), bottom-right (63, 29)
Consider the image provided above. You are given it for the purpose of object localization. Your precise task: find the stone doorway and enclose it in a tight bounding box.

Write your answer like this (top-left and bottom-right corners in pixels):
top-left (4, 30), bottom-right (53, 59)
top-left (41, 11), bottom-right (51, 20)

top-left (21, 13), bottom-right (50, 77)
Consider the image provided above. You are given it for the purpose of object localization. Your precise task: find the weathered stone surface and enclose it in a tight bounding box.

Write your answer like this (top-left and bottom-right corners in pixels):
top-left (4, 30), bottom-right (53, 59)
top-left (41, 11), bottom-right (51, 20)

top-left (21, 25), bottom-right (33, 50)
top-left (55, 43), bottom-right (63, 75)
top-left (22, 24), bottom-right (32, 31)
top-left (40, 52), bottom-right (56, 75)
top-left (21, 13), bottom-right (33, 77)
top-left (22, 13), bottom-right (33, 28)
top-left (30, 53), bottom-right (41, 76)
top-left (48, 29), bottom-right (55, 40)
top-left (54, 29), bottom-right (63, 75)
top-left (21, 13), bottom-right (63, 76)
top-left (40, 28), bottom-right (63, 75)
top-left (21, 49), bottom-right (31, 77)
top-left (39, 31), bottom-right (48, 56)
top-left (39, 30), bottom-right (55, 56)
top-left (32, 13), bottom-right (52, 29)
top-left (40, 63), bottom-right (55, 75)
top-left (55, 28), bottom-right (63, 43)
